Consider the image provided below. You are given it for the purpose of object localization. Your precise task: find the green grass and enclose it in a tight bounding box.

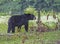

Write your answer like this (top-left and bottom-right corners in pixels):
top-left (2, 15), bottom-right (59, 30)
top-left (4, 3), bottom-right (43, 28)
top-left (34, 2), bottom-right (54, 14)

top-left (0, 30), bottom-right (60, 44)
top-left (0, 23), bottom-right (7, 33)
top-left (0, 22), bottom-right (60, 44)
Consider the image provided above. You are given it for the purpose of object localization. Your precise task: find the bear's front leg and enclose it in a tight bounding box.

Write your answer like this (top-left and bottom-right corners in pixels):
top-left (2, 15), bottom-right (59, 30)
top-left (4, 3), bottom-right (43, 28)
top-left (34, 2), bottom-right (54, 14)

top-left (25, 22), bottom-right (28, 32)
top-left (12, 26), bottom-right (15, 33)
top-left (7, 26), bottom-right (12, 33)
top-left (7, 24), bottom-right (12, 33)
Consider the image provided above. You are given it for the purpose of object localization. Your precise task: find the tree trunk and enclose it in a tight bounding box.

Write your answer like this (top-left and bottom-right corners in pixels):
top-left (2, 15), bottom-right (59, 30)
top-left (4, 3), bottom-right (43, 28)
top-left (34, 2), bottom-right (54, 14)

top-left (58, 19), bottom-right (60, 30)
top-left (37, 9), bottom-right (40, 23)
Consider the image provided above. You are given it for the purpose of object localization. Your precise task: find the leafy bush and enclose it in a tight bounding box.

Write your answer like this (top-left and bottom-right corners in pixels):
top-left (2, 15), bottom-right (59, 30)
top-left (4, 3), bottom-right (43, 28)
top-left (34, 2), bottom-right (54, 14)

top-left (24, 6), bottom-right (38, 16)
top-left (43, 22), bottom-right (57, 30)
top-left (0, 13), bottom-right (8, 16)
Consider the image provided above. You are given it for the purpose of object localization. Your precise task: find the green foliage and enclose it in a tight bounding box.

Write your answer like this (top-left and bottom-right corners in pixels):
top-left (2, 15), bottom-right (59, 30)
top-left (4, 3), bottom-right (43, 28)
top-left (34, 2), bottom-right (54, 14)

top-left (43, 22), bottom-right (57, 30)
top-left (0, 13), bottom-right (8, 16)
top-left (0, 23), bottom-right (7, 33)
top-left (57, 13), bottom-right (60, 20)
top-left (41, 9), bottom-right (60, 17)
top-left (0, 0), bottom-right (60, 15)
top-left (24, 6), bottom-right (38, 16)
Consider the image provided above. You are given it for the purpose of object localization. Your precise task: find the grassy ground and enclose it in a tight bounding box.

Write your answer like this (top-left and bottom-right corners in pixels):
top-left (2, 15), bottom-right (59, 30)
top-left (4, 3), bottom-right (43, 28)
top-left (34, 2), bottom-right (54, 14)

top-left (0, 30), bottom-right (60, 44)
top-left (0, 23), bottom-right (60, 44)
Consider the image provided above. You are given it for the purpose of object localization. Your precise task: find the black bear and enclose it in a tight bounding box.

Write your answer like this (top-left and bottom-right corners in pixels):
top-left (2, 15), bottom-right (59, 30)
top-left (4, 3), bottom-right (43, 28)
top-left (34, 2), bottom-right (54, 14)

top-left (7, 14), bottom-right (36, 33)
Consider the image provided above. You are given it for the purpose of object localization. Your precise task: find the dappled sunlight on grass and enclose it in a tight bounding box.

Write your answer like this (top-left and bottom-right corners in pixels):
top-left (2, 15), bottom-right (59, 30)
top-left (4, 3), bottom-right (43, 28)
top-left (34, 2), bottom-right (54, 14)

top-left (0, 23), bottom-right (7, 33)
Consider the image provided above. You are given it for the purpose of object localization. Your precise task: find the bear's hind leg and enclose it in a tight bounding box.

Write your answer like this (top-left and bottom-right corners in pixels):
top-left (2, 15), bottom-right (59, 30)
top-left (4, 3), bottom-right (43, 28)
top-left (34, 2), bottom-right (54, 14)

top-left (25, 23), bottom-right (28, 32)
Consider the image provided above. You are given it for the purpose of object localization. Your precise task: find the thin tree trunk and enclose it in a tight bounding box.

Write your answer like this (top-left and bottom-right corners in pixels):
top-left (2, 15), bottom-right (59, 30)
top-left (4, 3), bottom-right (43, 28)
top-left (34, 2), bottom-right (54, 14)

top-left (37, 9), bottom-right (40, 23)
top-left (58, 19), bottom-right (60, 30)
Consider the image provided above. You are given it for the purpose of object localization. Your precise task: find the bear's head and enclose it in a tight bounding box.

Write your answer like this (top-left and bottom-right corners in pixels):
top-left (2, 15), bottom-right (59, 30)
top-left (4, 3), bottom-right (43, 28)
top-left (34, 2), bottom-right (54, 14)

top-left (26, 14), bottom-right (36, 20)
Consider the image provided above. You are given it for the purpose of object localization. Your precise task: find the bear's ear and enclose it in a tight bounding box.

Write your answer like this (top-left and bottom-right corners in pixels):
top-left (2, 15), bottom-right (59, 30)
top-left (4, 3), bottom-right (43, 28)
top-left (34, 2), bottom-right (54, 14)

top-left (28, 14), bottom-right (33, 15)
top-left (28, 14), bottom-right (31, 15)
top-left (26, 14), bottom-right (31, 16)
